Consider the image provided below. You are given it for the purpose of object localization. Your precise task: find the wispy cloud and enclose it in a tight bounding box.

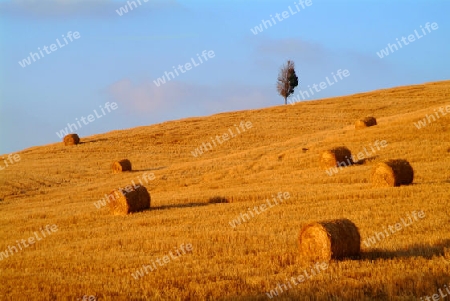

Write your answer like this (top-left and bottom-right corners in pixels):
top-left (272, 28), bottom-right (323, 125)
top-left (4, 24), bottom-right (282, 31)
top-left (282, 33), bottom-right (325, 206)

top-left (106, 78), bottom-right (273, 118)
top-left (93, 34), bottom-right (199, 41)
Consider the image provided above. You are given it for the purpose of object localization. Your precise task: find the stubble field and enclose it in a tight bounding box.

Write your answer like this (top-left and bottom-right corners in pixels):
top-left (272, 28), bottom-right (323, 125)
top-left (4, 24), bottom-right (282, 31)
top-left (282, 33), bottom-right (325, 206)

top-left (1, 81), bottom-right (449, 300)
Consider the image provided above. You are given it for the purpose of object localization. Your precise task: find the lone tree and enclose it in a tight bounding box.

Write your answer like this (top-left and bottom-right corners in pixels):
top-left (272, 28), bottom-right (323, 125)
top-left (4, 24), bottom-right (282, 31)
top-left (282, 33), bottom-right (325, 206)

top-left (277, 60), bottom-right (299, 105)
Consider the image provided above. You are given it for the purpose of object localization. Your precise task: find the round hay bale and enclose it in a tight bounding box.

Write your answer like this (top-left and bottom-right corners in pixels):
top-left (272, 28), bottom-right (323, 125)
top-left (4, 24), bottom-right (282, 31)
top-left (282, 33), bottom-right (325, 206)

top-left (371, 159), bottom-right (414, 187)
top-left (319, 146), bottom-right (353, 169)
top-left (63, 134), bottom-right (80, 146)
top-left (299, 219), bottom-right (361, 262)
top-left (355, 117), bottom-right (377, 129)
top-left (112, 159), bottom-right (132, 173)
top-left (108, 185), bottom-right (150, 215)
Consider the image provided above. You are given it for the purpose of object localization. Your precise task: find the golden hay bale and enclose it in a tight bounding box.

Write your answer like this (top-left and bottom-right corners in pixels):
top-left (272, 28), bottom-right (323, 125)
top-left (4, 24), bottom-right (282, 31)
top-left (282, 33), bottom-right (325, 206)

top-left (63, 134), bottom-right (80, 146)
top-left (355, 117), bottom-right (377, 129)
top-left (108, 185), bottom-right (150, 215)
top-left (319, 146), bottom-right (353, 169)
top-left (112, 159), bottom-right (132, 173)
top-left (371, 159), bottom-right (414, 187)
top-left (299, 219), bottom-right (361, 262)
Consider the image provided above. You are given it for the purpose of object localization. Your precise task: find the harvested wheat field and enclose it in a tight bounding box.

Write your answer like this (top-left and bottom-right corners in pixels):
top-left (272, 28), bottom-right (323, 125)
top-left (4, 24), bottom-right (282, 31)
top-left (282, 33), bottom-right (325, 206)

top-left (1, 81), bottom-right (450, 300)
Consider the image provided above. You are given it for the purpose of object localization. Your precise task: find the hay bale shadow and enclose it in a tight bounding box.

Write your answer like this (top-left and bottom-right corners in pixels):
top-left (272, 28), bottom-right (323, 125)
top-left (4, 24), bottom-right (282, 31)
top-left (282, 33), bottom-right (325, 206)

top-left (151, 203), bottom-right (211, 210)
top-left (132, 166), bottom-right (167, 172)
top-left (353, 155), bottom-right (379, 165)
top-left (79, 138), bottom-right (108, 145)
top-left (362, 240), bottom-right (450, 260)
top-left (208, 196), bottom-right (229, 204)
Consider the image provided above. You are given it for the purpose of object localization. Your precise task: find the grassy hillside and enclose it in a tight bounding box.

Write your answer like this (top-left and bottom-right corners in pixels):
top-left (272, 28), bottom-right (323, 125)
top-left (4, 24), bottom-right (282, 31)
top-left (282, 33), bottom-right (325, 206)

top-left (1, 80), bottom-right (450, 301)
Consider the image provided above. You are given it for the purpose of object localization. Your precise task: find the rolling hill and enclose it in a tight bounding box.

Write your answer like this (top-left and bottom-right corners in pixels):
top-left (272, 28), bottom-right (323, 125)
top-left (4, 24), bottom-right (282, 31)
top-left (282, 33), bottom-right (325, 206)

top-left (1, 80), bottom-right (450, 300)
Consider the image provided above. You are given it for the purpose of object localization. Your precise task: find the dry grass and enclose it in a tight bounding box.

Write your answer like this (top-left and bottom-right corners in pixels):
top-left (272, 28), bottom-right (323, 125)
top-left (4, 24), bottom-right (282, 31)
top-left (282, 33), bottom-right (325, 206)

top-left (1, 81), bottom-right (450, 300)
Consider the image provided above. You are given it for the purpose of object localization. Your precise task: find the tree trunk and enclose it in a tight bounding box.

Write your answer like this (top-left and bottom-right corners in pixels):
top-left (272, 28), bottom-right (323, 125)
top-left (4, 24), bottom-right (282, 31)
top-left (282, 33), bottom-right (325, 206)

top-left (284, 96), bottom-right (287, 105)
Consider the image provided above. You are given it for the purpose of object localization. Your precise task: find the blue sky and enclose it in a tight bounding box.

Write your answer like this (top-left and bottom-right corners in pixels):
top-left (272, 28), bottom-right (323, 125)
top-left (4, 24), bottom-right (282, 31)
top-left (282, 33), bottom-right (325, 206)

top-left (0, 0), bottom-right (449, 154)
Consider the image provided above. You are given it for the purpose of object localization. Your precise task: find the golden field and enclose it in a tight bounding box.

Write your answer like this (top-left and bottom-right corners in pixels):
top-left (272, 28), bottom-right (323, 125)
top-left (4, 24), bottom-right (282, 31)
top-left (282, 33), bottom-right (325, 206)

top-left (1, 80), bottom-right (450, 300)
